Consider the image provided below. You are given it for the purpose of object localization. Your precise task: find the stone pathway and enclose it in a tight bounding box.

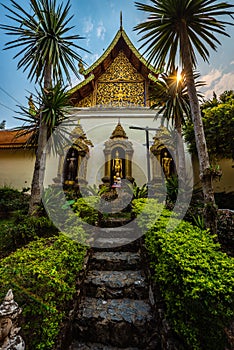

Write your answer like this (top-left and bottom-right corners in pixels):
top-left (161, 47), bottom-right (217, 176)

top-left (69, 222), bottom-right (160, 349)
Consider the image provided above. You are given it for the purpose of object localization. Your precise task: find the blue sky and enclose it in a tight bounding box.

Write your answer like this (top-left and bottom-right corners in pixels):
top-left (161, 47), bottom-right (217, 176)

top-left (0, 0), bottom-right (234, 128)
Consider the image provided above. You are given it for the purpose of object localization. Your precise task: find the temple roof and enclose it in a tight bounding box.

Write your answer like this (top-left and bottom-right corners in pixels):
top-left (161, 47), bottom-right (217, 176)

top-left (0, 130), bottom-right (32, 149)
top-left (68, 26), bottom-right (160, 104)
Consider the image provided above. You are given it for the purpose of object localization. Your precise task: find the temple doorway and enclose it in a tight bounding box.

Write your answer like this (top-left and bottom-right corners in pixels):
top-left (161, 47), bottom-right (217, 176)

top-left (102, 122), bottom-right (134, 187)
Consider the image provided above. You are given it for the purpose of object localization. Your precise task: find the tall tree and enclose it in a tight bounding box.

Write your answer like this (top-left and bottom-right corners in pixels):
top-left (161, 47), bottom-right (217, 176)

top-left (0, 0), bottom-right (88, 214)
top-left (0, 120), bottom-right (6, 129)
top-left (184, 90), bottom-right (234, 161)
top-left (134, 0), bottom-right (234, 232)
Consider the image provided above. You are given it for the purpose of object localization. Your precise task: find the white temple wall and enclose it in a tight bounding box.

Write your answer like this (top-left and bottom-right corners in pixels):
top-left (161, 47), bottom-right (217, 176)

top-left (1, 107), bottom-right (233, 193)
top-left (69, 109), bottom-right (162, 186)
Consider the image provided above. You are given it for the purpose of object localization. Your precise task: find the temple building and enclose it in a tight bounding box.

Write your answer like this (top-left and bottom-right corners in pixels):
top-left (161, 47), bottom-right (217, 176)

top-left (0, 19), bottom-right (233, 195)
top-left (45, 21), bottom-right (177, 190)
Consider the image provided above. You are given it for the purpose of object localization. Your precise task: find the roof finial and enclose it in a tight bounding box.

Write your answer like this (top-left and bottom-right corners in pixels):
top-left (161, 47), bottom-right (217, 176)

top-left (120, 11), bottom-right (123, 30)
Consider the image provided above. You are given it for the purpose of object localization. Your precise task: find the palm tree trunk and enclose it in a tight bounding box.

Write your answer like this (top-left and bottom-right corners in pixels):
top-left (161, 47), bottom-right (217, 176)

top-left (175, 119), bottom-right (187, 203)
top-left (28, 64), bottom-right (51, 215)
top-left (28, 119), bottom-right (48, 215)
top-left (175, 120), bottom-right (186, 181)
top-left (180, 21), bottom-right (217, 234)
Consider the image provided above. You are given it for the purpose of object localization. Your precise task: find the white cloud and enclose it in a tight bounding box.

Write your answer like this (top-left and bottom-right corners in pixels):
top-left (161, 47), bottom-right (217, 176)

top-left (96, 21), bottom-right (106, 40)
top-left (201, 71), bottom-right (234, 99)
top-left (230, 61), bottom-right (234, 65)
top-left (83, 17), bottom-right (94, 34)
top-left (201, 68), bottom-right (222, 88)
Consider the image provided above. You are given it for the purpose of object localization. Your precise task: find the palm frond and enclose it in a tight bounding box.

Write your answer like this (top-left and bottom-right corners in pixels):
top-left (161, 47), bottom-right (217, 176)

top-left (0, 0), bottom-right (90, 84)
top-left (134, 0), bottom-right (234, 71)
top-left (12, 83), bottom-right (73, 154)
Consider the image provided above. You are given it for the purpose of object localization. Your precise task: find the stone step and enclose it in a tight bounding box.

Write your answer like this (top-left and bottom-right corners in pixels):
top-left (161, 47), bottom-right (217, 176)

top-left (100, 218), bottom-right (133, 228)
top-left (69, 342), bottom-right (140, 349)
top-left (93, 237), bottom-right (141, 252)
top-left (84, 270), bottom-right (148, 299)
top-left (89, 251), bottom-right (141, 271)
top-left (73, 297), bottom-right (155, 348)
top-left (95, 226), bottom-right (139, 239)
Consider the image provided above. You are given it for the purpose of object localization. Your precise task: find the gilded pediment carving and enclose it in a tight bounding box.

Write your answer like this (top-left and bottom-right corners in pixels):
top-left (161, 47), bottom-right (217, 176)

top-left (75, 93), bottom-right (93, 107)
top-left (74, 51), bottom-right (148, 108)
top-left (95, 51), bottom-right (145, 107)
top-left (98, 51), bottom-right (144, 82)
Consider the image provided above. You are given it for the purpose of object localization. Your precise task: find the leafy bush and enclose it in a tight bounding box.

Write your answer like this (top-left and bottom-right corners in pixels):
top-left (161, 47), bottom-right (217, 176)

top-left (72, 196), bottom-right (100, 225)
top-left (183, 91), bottom-right (234, 160)
top-left (0, 233), bottom-right (87, 350)
top-left (131, 198), bottom-right (172, 231)
top-left (0, 214), bottom-right (58, 257)
top-left (126, 182), bottom-right (148, 199)
top-left (137, 200), bottom-right (234, 349)
top-left (0, 186), bottom-right (29, 216)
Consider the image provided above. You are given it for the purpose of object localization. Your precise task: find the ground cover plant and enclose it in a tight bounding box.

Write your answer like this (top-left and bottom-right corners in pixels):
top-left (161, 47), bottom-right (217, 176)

top-left (0, 186), bottom-right (29, 217)
top-left (0, 233), bottom-right (87, 350)
top-left (0, 214), bottom-right (58, 258)
top-left (72, 196), bottom-right (100, 226)
top-left (0, 185), bottom-right (88, 349)
top-left (132, 198), bottom-right (234, 350)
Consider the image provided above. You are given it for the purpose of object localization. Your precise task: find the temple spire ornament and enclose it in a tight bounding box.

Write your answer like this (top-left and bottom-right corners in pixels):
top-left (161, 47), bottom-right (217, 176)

top-left (120, 11), bottom-right (123, 30)
top-left (110, 122), bottom-right (128, 139)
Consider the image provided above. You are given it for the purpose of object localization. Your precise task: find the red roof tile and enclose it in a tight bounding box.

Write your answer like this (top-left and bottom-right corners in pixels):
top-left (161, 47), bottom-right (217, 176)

top-left (0, 130), bottom-right (32, 149)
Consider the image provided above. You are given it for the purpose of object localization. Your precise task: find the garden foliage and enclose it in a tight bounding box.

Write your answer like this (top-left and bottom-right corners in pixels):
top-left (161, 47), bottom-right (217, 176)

top-left (72, 196), bottom-right (100, 226)
top-left (0, 214), bottom-right (58, 257)
top-left (0, 233), bottom-right (87, 350)
top-left (0, 186), bottom-right (29, 216)
top-left (132, 198), bottom-right (234, 349)
top-left (183, 91), bottom-right (234, 160)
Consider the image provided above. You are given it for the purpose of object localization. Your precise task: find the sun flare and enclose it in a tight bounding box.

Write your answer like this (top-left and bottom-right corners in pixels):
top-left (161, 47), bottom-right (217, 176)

top-left (177, 70), bottom-right (182, 83)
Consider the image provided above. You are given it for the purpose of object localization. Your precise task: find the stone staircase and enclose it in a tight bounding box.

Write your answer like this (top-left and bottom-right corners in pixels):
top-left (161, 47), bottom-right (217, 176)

top-left (68, 220), bottom-right (160, 350)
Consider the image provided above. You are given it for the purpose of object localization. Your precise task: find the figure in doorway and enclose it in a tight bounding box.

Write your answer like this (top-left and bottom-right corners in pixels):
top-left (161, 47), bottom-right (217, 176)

top-left (162, 151), bottom-right (172, 179)
top-left (67, 151), bottom-right (77, 181)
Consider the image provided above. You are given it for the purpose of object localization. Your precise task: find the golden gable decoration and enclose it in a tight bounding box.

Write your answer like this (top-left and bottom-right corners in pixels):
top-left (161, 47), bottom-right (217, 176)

top-left (75, 93), bottom-right (93, 108)
top-left (68, 26), bottom-right (160, 109)
top-left (98, 51), bottom-right (144, 82)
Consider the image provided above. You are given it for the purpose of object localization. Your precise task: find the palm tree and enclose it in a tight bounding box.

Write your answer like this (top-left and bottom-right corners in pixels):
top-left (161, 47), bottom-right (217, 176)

top-left (151, 68), bottom-right (189, 181)
top-left (134, 0), bottom-right (234, 232)
top-left (14, 83), bottom-right (72, 155)
top-left (0, 0), bottom-right (88, 214)
top-left (150, 68), bottom-right (204, 181)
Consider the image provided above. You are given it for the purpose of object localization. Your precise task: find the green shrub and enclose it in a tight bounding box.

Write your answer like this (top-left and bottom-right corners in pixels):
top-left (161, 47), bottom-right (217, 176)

top-left (131, 198), bottom-right (172, 231)
top-left (72, 196), bottom-right (100, 225)
top-left (0, 215), bottom-right (58, 257)
top-left (142, 207), bottom-right (234, 349)
top-left (0, 186), bottom-right (29, 216)
top-left (0, 233), bottom-right (87, 350)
